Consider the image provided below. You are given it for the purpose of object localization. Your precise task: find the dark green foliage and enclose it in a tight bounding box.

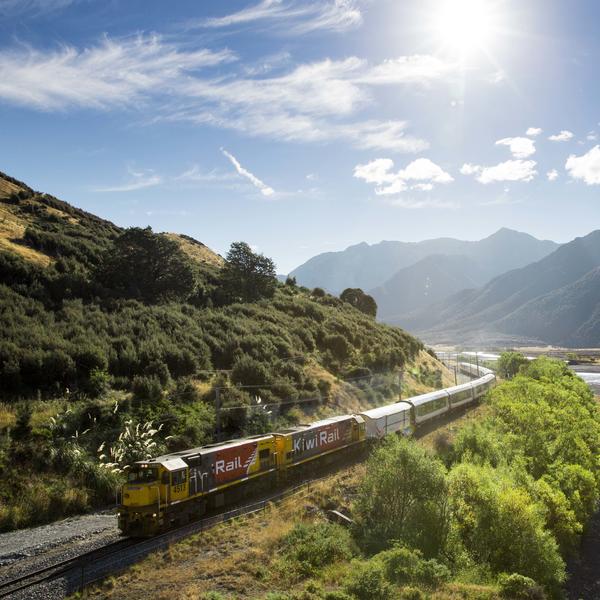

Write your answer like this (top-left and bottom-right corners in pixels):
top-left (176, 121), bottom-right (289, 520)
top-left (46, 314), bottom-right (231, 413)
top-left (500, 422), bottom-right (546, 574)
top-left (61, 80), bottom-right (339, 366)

top-left (343, 559), bottom-right (392, 600)
top-left (340, 288), bottom-right (377, 317)
top-left (378, 544), bottom-right (450, 588)
top-left (221, 241), bottom-right (277, 303)
top-left (354, 437), bottom-right (448, 556)
top-left (499, 574), bottom-right (546, 599)
top-left (497, 351), bottom-right (529, 379)
top-left (96, 227), bottom-right (196, 303)
top-left (279, 522), bottom-right (356, 577)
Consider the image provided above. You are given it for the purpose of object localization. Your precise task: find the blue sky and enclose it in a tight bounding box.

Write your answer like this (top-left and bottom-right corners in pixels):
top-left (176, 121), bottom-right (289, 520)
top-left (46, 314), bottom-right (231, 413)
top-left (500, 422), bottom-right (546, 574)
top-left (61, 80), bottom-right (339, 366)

top-left (0, 0), bottom-right (599, 273)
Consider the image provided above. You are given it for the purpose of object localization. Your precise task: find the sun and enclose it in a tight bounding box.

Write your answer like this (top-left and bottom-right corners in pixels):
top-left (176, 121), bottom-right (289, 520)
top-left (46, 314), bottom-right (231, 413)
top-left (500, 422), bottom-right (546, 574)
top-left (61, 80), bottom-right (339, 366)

top-left (432, 0), bottom-right (497, 56)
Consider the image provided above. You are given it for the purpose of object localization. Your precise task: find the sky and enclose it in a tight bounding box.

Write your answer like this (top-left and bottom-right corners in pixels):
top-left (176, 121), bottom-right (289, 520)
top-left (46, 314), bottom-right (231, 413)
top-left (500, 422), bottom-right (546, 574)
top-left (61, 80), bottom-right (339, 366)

top-left (0, 0), bottom-right (599, 273)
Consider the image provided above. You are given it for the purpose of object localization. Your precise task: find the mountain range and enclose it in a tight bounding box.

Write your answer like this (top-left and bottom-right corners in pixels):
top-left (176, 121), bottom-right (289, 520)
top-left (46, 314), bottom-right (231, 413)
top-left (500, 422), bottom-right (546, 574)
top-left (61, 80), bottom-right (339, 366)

top-left (290, 228), bottom-right (559, 321)
top-left (290, 229), bottom-right (559, 293)
top-left (290, 228), bottom-right (600, 348)
top-left (402, 230), bottom-right (600, 347)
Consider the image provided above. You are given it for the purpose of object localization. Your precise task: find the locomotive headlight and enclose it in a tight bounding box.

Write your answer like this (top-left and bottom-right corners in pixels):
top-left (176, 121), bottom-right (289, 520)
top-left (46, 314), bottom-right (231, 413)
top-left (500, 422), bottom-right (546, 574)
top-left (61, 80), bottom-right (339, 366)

top-left (152, 513), bottom-right (157, 517)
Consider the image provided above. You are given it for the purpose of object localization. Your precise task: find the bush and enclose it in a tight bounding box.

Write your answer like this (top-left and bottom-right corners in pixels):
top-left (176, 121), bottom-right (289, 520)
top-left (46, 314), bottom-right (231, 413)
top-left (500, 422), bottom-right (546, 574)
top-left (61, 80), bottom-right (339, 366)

top-left (279, 522), bottom-right (356, 577)
top-left (354, 437), bottom-right (448, 556)
top-left (131, 375), bottom-right (163, 405)
top-left (499, 573), bottom-right (546, 599)
top-left (378, 544), bottom-right (450, 588)
top-left (343, 559), bottom-right (392, 600)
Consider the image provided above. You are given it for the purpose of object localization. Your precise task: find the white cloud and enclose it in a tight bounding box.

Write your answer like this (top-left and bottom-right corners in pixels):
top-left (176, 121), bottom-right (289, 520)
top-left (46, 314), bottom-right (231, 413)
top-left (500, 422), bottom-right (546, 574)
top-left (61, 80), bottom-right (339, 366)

top-left (0, 35), bottom-right (235, 111)
top-left (547, 169), bottom-right (559, 182)
top-left (526, 127), bottom-right (542, 137)
top-left (196, 0), bottom-right (362, 34)
top-left (495, 137), bottom-right (536, 159)
top-left (94, 167), bottom-right (162, 192)
top-left (548, 130), bottom-right (574, 142)
top-left (0, 34), bottom-right (457, 151)
top-left (354, 157), bottom-right (453, 196)
top-left (461, 160), bottom-right (537, 184)
top-left (221, 148), bottom-right (275, 196)
top-left (565, 145), bottom-right (600, 185)
top-left (586, 131), bottom-right (598, 142)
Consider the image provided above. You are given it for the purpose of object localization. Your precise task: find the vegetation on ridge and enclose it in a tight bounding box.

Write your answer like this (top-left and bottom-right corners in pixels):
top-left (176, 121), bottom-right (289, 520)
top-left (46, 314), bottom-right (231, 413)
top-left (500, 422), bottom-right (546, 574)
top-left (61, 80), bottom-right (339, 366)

top-left (0, 173), bottom-right (426, 531)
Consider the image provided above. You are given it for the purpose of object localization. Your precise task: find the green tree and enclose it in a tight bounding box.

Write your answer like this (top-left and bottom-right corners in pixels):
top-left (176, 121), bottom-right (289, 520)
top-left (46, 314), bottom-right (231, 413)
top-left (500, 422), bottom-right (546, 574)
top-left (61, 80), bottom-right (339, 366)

top-left (96, 227), bottom-right (196, 303)
top-left (340, 288), bottom-right (378, 317)
top-left (221, 242), bottom-right (277, 303)
top-left (497, 351), bottom-right (528, 379)
top-left (354, 436), bottom-right (448, 556)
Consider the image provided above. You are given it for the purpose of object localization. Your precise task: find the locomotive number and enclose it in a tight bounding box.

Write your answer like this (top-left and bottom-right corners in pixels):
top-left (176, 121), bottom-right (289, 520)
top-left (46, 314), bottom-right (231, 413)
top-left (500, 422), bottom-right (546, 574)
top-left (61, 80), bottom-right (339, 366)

top-left (173, 484), bottom-right (185, 493)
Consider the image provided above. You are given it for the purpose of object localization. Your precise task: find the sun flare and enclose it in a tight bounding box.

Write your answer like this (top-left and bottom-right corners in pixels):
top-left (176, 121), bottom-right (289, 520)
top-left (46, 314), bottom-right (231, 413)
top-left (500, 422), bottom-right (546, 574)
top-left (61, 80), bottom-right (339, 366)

top-left (433, 0), bottom-right (497, 56)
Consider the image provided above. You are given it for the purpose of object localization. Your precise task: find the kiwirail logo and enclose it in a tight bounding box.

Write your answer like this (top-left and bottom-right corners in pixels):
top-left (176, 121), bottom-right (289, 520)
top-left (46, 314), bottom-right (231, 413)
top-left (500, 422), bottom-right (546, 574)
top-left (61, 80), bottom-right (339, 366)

top-left (293, 427), bottom-right (340, 453)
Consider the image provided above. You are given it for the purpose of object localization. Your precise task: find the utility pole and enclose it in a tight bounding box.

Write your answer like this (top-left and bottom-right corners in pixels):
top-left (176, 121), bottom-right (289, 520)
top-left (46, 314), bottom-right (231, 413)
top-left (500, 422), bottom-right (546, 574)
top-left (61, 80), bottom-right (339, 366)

top-left (398, 369), bottom-right (403, 402)
top-left (215, 387), bottom-right (221, 441)
top-left (476, 352), bottom-right (480, 377)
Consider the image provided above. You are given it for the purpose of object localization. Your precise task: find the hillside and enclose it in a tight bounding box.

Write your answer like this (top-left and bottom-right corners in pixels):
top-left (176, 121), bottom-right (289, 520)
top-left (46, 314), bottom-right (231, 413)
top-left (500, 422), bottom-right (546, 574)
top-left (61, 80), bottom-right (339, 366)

top-left (0, 171), bottom-right (439, 531)
top-left (403, 231), bottom-right (600, 347)
top-left (289, 228), bottom-right (559, 294)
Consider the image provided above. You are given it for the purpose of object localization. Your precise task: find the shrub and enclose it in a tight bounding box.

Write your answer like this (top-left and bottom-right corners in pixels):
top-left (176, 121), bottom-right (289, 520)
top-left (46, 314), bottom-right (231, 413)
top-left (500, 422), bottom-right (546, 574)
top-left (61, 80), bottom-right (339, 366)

top-left (343, 559), bottom-right (392, 600)
top-left (279, 522), bottom-right (356, 577)
top-left (378, 545), bottom-right (450, 588)
top-left (131, 375), bottom-right (163, 405)
top-left (354, 436), bottom-right (448, 556)
top-left (498, 573), bottom-right (546, 599)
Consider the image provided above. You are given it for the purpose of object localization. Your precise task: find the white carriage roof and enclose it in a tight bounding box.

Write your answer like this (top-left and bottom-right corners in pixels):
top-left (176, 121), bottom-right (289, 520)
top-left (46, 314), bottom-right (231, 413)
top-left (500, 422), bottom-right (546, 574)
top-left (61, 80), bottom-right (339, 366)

top-left (407, 388), bottom-right (449, 408)
top-left (360, 401), bottom-right (413, 420)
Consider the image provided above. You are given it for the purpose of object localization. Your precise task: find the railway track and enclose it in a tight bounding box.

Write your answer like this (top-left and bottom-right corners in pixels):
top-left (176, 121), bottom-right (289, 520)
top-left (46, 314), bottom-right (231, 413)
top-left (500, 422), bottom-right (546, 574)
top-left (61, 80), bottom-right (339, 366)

top-left (0, 472), bottom-right (343, 599)
top-left (3, 368), bottom-right (489, 598)
top-left (0, 538), bottom-right (136, 598)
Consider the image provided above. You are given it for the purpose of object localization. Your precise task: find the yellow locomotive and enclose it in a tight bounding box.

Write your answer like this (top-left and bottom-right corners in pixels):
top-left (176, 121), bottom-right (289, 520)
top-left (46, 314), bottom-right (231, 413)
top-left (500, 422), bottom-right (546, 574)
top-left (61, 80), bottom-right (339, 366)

top-left (119, 415), bottom-right (366, 535)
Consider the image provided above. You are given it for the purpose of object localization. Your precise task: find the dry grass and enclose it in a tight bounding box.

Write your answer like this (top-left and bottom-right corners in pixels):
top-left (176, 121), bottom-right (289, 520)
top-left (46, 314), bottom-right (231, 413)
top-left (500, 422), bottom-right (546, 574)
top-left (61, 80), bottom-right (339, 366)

top-left (0, 177), bottom-right (24, 198)
top-left (0, 403), bottom-right (16, 429)
top-left (165, 233), bottom-right (225, 268)
top-left (84, 465), bottom-right (365, 600)
top-left (0, 202), bottom-right (53, 266)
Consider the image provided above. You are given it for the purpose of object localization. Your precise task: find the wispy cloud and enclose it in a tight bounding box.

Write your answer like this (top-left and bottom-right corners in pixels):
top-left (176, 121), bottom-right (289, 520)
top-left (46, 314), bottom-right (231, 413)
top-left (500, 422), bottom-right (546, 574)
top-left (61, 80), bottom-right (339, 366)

top-left (547, 169), bottom-right (559, 182)
top-left (0, 0), bottom-right (80, 16)
top-left (496, 137), bottom-right (536, 159)
top-left (0, 35), bottom-right (235, 111)
top-left (548, 130), bottom-right (574, 142)
top-left (94, 167), bottom-right (162, 192)
top-left (566, 145), bottom-right (600, 185)
top-left (195, 0), bottom-right (362, 34)
top-left (0, 31), bottom-right (457, 151)
top-left (354, 157), bottom-right (453, 196)
top-left (461, 160), bottom-right (537, 184)
top-left (221, 148), bottom-right (275, 196)
top-left (175, 165), bottom-right (238, 183)
top-left (385, 197), bottom-right (460, 210)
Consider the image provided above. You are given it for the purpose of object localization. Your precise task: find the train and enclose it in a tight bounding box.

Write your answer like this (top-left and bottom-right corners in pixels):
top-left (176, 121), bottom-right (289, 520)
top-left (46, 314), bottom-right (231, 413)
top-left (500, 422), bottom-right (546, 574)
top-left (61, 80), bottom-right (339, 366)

top-left (118, 363), bottom-right (495, 536)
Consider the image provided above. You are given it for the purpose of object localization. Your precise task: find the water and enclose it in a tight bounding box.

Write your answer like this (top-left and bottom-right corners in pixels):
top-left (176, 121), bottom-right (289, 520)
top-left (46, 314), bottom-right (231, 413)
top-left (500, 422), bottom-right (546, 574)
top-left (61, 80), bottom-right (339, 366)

top-left (570, 368), bottom-right (600, 395)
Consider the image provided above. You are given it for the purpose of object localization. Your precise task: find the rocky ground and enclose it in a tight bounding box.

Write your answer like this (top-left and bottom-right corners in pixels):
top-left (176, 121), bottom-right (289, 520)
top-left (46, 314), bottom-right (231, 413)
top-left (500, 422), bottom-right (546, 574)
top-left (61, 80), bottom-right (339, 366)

top-left (0, 510), bottom-right (121, 599)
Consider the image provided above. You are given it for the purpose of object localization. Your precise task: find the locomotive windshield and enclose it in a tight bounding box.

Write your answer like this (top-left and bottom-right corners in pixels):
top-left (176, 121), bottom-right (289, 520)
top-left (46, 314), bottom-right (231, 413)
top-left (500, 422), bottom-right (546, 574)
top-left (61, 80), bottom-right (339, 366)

top-left (127, 467), bottom-right (158, 483)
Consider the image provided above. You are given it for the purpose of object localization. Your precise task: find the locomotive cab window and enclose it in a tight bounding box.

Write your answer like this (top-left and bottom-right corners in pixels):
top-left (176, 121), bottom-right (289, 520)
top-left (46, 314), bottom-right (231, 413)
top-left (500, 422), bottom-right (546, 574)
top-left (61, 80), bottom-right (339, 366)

top-left (172, 470), bottom-right (187, 486)
top-left (259, 449), bottom-right (270, 459)
top-left (127, 467), bottom-right (158, 483)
